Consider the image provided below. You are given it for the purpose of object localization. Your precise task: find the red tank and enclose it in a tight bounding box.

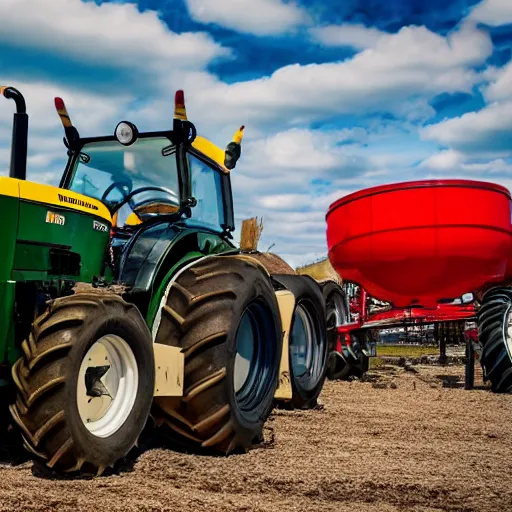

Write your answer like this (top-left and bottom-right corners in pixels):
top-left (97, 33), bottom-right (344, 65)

top-left (326, 179), bottom-right (512, 307)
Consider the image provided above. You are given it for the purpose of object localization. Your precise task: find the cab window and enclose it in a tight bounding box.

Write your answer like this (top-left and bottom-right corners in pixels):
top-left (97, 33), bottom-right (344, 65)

top-left (185, 153), bottom-right (225, 231)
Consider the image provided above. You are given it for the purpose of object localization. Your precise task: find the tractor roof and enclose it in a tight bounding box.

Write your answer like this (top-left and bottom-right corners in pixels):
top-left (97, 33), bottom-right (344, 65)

top-left (55, 90), bottom-right (244, 174)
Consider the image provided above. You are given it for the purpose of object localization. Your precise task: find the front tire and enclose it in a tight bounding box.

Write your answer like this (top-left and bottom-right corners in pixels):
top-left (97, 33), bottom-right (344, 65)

top-left (152, 256), bottom-right (283, 454)
top-left (477, 287), bottom-right (512, 393)
top-left (10, 292), bottom-right (155, 475)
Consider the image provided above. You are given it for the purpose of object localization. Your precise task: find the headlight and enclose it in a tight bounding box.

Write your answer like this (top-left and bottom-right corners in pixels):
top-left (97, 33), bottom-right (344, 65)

top-left (114, 121), bottom-right (138, 146)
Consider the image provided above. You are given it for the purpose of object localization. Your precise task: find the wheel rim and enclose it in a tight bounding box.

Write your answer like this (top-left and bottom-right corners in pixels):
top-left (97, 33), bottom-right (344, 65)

top-left (234, 313), bottom-right (255, 394)
top-left (233, 300), bottom-right (277, 417)
top-left (77, 335), bottom-right (139, 438)
top-left (290, 301), bottom-right (324, 391)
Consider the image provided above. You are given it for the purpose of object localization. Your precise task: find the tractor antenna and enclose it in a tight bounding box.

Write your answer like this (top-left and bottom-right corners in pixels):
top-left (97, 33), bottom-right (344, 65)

top-left (174, 90), bottom-right (188, 121)
top-left (54, 97), bottom-right (80, 149)
top-left (172, 90), bottom-right (196, 145)
top-left (224, 125), bottom-right (245, 170)
top-left (1, 86), bottom-right (28, 180)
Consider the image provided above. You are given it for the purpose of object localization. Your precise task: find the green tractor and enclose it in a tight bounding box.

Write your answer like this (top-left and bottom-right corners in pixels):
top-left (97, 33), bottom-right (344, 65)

top-left (0, 85), bottom-right (333, 475)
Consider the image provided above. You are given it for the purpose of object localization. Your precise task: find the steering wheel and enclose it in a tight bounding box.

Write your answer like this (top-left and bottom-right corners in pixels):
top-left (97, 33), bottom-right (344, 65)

top-left (109, 186), bottom-right (179, 216)
top-left (101, 178), bottom-right (133, 204)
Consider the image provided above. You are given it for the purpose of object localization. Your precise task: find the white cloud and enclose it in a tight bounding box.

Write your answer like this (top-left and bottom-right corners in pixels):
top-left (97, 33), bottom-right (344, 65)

top-left (420, 53), bottom-right (512, 161)
top-left (310, 23), bottom-right (387, 49)
top-left (185, 0), bottom-right (309, 36)
top-left (256, 193), bottom-right (311, 210)
top-left (484, 60), bottom-right (512, 102)
top-left (242, 128), bottom-right (367, 173)
top-left (467, 0), bottom-right (512, 26)
top-left (0, 148), bottom-right (9, 170)
top-left (419, 149), bottom-right (465, 171)
top-left (0, 81), bottom-right (130, 135)
top-left (0, 0), bottom-right (229, 72)
top-left (420, 149), bottom-right (512, 175)
top-left (420, 101), bottom-right (512, 155)
top-left (184, 24), bottom-right (492, 129)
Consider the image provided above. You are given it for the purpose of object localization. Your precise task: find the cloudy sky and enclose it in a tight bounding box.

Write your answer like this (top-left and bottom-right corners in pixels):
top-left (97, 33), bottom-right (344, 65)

top-left (1, 0), bottom-right (511, 268)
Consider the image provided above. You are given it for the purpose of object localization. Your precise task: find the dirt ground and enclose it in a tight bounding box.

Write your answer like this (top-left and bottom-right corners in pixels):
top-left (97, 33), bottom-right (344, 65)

top-left (0, 364), bottom-right (511, 512)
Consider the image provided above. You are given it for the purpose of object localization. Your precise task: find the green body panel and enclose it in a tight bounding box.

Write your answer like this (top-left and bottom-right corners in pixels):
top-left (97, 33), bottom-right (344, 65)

top-left (0, 193), bottom-right (110, 367)
top-left (0, 282), bottom-right (17, 366)
top-left (0, 195), bottom-right (20, 281)
top-left (0, 196), bottom-right (20, 365)
top-left (15, 200), bottom-right (109, 281)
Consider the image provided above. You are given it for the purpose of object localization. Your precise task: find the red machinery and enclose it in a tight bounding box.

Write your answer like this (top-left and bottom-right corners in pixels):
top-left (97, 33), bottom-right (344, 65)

top-left (325, 179), bottom-right (512, 392)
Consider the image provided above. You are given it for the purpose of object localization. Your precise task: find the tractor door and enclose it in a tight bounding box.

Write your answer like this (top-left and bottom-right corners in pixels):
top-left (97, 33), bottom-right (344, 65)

top-left (182, 147), bottom-right (235, 236)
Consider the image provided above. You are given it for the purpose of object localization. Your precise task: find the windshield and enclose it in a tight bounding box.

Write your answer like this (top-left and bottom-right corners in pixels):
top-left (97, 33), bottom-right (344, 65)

top-left (68, 137), bottom-right (179, 209)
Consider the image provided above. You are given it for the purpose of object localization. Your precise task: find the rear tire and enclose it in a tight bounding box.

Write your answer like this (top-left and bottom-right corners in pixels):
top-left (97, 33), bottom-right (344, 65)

top-left (10, 292), bottom-right (155, 474)
top-left (273, 275), bottom-right (327, 409)
top-left (152, 256), bottom-right (282, 453)
top-left (477, 287), bottom-right (512, 393)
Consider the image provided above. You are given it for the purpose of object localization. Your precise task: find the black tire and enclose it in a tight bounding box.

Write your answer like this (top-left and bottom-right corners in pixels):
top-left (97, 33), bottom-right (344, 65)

top-left (477, 287), bottom-right (512, 393)
top-left (321, 282), bottom-right (370, 380)
top-left (273, 275), bottom-right (327, 409)
top-left (9, 292), bottom-right (155, 475)
top-left (348, 333), bottom-right (370, 377)
top-left (321, 281), bottom-right (353, 380)
top-left (152, 256), bottom-right (282, 454)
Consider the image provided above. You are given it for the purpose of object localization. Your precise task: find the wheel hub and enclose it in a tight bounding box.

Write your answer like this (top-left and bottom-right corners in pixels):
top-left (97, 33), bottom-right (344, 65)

top-left (290, 302), bottom-right (324, 391)
top-left (77, 335), bottom-right (138, 438)
top-left (85, 365), bottom-right (112, 398)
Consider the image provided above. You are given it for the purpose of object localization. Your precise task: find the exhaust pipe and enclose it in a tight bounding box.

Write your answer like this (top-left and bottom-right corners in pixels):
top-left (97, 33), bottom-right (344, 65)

top-left (1, 86), bottom-right (28, 181)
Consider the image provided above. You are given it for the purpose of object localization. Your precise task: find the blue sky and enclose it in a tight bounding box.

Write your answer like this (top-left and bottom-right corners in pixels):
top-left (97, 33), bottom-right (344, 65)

top-left (0, 0), bottom-right (511, 267)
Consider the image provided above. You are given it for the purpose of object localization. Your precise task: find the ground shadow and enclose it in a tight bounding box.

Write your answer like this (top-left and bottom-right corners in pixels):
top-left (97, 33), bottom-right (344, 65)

top-left (436, 374), bottom-right (465, 388)
top-left (29, 421), bottom-right (164, 481)
top-left (435, 374), bottom-right (489, 390)
top-left (0, 426), bottom-right (31, 467)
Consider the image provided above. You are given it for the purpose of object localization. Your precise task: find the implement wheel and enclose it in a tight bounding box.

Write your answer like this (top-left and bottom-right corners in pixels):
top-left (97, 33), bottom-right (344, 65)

top-left (10, 292), bottom-right (155, 475)
top-left (321, 282), bottom-right (369, 380)
top-left (347, 332), bottom-right (370, 377)
top-left (273, 275), bottom-right (327, 409)
top-left (152, 256), bottom-right (282, 454)
top-left (477, 287), bottom-right (512, 393)
top-left (322, 281), bottom-right (352, 380)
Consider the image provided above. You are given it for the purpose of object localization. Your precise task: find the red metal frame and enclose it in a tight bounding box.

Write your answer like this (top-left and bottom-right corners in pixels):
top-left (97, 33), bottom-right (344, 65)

top-left (337, 284), bottom-right (476, 345)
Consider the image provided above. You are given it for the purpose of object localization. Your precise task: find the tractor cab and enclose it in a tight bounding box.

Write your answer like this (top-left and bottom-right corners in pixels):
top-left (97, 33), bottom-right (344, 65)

top-left (55, 91), bottom-right (244, 280)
